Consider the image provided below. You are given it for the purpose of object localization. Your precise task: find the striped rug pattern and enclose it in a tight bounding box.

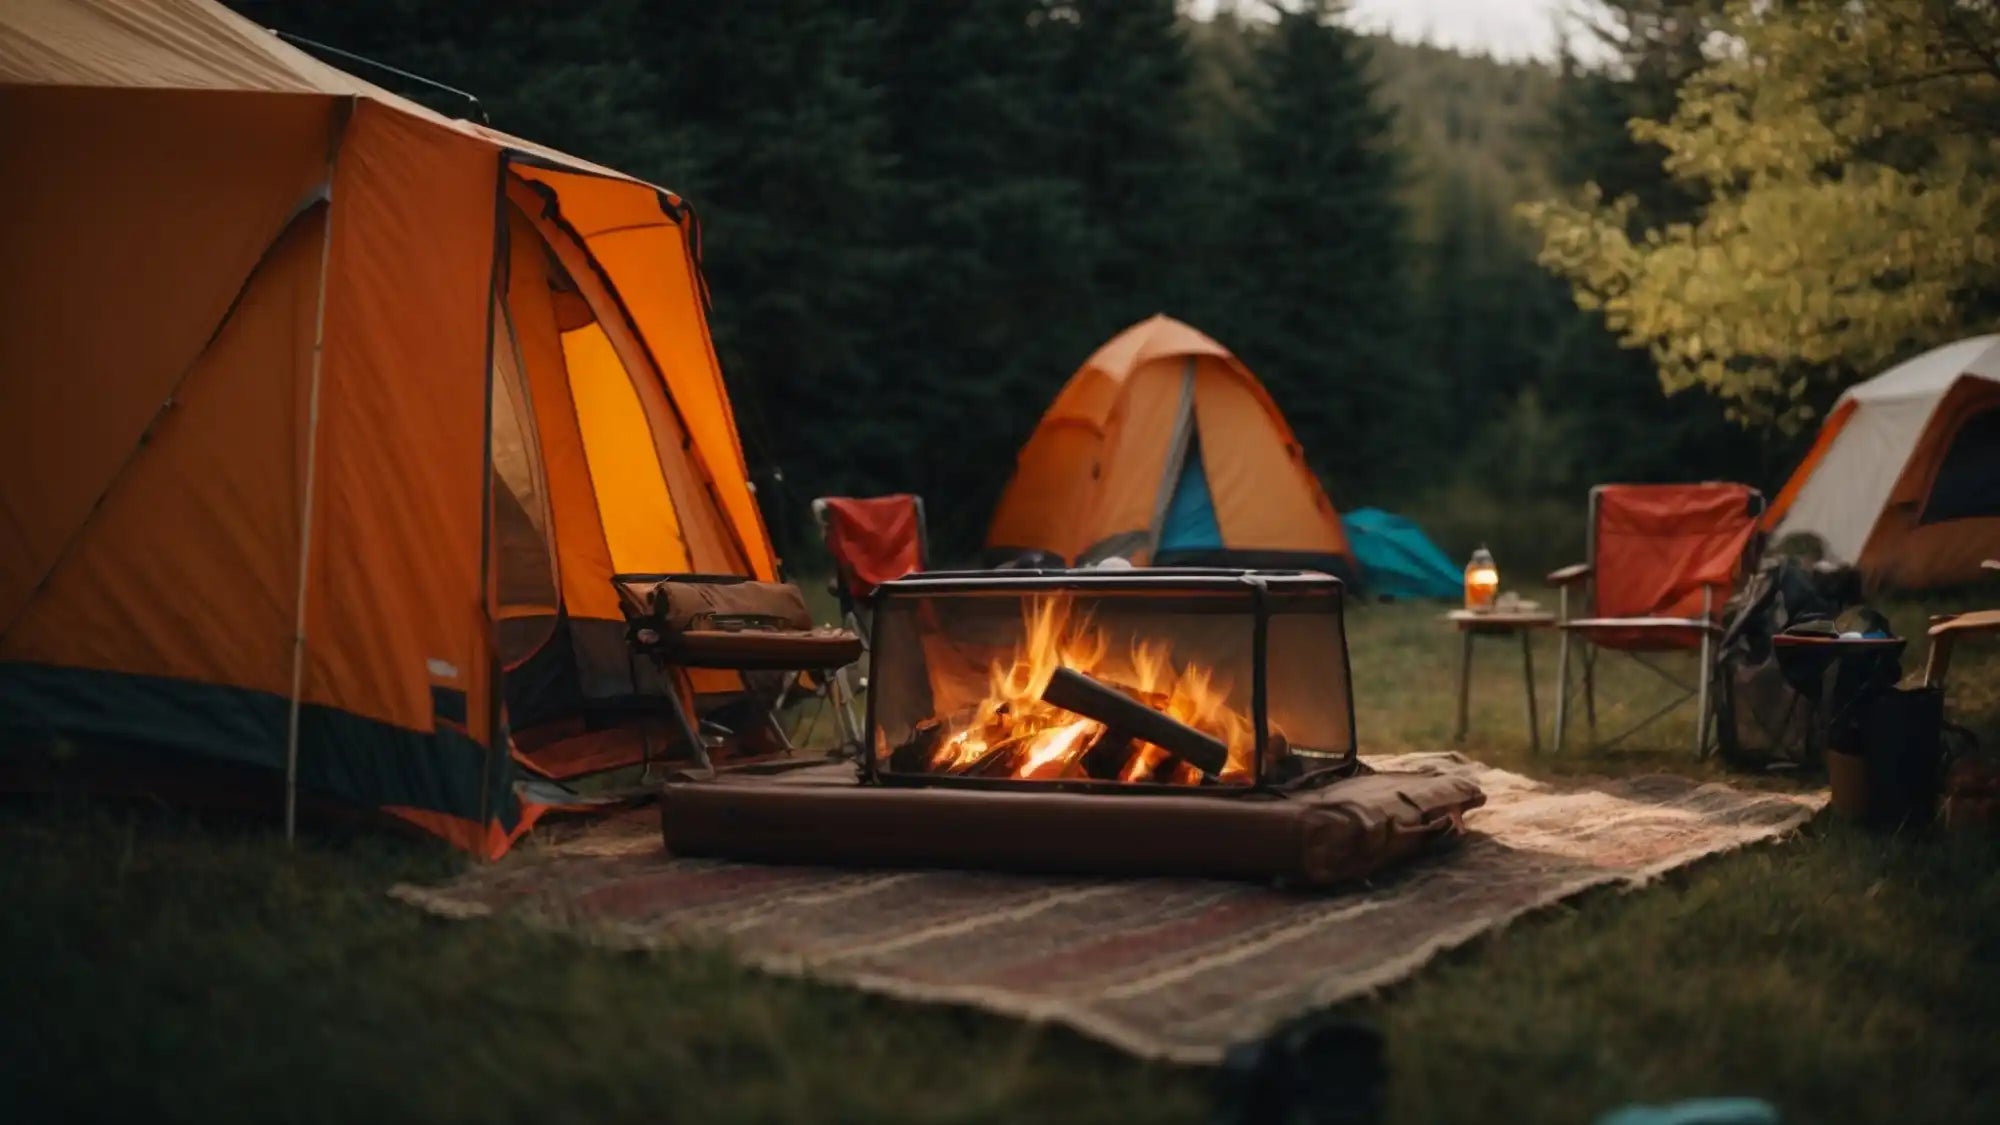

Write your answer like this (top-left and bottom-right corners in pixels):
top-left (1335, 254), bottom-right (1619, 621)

top-left (393, 754), bottom-right (1824, 1063)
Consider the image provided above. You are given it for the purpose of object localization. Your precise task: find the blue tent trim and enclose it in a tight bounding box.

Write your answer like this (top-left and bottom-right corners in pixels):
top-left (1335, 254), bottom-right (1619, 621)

top-left (1341, 508), bottom-right (1460, 600)
top-left (1159, 437), bottom-right (1224, 553)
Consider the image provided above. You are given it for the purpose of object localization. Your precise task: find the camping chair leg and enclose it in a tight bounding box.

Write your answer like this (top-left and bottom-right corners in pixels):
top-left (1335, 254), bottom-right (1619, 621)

top-left (1924, 620), bottom-right (1957, 688)
top-left (662, 676), bottom-right (714, 779)
top-left (767, 712), bottom-right (795, 754)
top-left (1695, 633), bottom-right (1715, 758)
top-left (1520, 630), bottom-right (1540, 752)
top-left (831, 667), bottom-right (866, 756)
top-left (1583, 646), bottom-right (1597, 735)
top-left (1454, 629), bottom-right (1473, 742)
top-left (1695, 588), bottom-right (1715, 758)
top-left (1553, 628), bottom-right (1571, 753)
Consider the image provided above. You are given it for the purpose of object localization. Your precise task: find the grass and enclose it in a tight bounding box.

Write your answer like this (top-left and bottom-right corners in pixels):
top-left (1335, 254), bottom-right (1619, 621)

top-left (5, 593), bottom-right (1999, 1124)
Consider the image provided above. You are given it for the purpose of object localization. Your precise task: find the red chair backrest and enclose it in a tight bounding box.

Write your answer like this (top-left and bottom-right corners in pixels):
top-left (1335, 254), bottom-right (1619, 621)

top-left (820, 495), bottom-right (926, 599)
top-left (1592, 483), bottom-right (1763, 621)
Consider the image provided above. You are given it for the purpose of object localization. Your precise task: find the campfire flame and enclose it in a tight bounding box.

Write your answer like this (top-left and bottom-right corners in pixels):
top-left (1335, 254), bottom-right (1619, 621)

top-left (926, 596), bottom-right (1256, 784)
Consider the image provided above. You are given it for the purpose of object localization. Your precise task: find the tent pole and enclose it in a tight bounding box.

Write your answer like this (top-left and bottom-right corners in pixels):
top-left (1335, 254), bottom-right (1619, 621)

top-left (285, 101), bottom-right (352, 846)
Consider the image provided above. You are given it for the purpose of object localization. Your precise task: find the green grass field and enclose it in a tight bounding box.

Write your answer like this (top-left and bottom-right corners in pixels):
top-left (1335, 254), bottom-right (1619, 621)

top-left (5, 595), bottom-right (1998, 1124)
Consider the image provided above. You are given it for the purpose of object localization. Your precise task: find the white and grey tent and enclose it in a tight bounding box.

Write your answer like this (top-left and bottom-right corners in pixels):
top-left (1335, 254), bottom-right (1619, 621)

top-left (1768, 336), bottom-right (2000, 589)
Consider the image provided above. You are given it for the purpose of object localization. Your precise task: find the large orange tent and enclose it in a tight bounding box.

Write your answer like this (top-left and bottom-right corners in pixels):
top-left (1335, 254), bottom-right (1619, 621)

top-left (986, 315), bottom-right (1355, 578)
top-left (0, 0), bottom-right (778, 857)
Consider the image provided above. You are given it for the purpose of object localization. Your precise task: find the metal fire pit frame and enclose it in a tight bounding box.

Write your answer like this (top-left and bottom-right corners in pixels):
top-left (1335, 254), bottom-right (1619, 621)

top-left (860, 568), bottom-right (1357, 796)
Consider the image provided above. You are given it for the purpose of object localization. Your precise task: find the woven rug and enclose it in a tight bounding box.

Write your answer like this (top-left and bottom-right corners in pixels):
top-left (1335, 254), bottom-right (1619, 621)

top-left (392, 753), bottom-right (1824, 1064)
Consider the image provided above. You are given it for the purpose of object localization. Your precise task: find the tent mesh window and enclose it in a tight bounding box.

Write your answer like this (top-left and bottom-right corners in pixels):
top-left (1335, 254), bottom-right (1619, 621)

top-left (1921, 406), bottom-right (2000, 524)
top-left (863, 570), bottom-right (1355, 792)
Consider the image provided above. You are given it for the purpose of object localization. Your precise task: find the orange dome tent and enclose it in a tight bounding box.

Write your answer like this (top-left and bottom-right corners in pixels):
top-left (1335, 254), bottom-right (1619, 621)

top-left (986, 316), bottom-right (1355, 578)
top-left (0, 0), bottom-right (778, 856)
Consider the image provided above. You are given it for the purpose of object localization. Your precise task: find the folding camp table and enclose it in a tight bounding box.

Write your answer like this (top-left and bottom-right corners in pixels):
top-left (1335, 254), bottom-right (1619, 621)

top-left (1446, 610), bottom-right (1554, 751)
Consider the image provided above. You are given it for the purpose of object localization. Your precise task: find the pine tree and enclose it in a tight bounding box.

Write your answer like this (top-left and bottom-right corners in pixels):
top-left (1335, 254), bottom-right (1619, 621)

top-left (860, 0), bottom-right (1104, 550)
top-left (1225, 1), bottom-right (1423, 498)
top-left (627, 0), bottom-right (902, 545)
top-left (1052, 1), bottom-right (1213, 325)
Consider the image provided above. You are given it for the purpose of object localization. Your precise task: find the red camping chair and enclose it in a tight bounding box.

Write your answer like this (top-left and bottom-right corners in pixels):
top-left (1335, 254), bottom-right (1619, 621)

top-left (1550, 483), bottom-right (1767, 755)
top-left (810, 494), bottom-right (931, 747)
top-left (813, 494), bottom-right (930, 642)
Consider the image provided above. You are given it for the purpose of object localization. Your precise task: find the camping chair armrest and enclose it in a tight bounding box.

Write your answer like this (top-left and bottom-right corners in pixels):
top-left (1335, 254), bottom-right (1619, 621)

top-left (1931, 609), bottom-right (2000, 640)
top-left (1984, 558), bottom-right (1999, 572)
top-left (1546, 563), bottom-right (1590, 586)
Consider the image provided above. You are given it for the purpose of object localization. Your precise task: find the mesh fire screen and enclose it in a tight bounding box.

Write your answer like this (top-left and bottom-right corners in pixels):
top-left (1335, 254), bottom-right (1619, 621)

top-left (866, 570), bottom-right (1354, 790)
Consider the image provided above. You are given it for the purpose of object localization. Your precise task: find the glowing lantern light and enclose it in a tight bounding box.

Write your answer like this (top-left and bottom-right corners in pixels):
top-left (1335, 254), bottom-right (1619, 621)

top-left (1464, 546), bottom-right (1499, 611)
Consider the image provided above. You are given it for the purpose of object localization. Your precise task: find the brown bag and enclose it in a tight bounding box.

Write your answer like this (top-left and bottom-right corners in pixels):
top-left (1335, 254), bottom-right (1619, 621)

top-left (614, 574), bottom-right (813, 634)
top-left (613, 575), bottom-right (861, 671)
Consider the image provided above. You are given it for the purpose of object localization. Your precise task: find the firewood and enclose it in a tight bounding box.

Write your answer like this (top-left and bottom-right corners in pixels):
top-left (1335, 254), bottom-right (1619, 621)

top-left (965, 738), bottom-right (1026, 778)
top-left (1080, 728), bottom-right (1137, 780)
top-left (1040, 666), bottom-right (1228, 777)
top-left (887, 718), bottom-right (945, 774)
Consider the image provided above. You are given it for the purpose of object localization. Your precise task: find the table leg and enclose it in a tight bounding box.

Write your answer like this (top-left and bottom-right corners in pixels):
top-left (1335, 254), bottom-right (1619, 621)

top-left (1455, 629), bottom-right (1473, 742)
top-left (1520, 630), bottom-right (1540, 752)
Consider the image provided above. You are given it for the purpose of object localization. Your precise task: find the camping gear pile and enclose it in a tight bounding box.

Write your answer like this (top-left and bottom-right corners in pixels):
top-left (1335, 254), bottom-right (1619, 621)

top-left (1712, 555), bottom-right (1871, 768)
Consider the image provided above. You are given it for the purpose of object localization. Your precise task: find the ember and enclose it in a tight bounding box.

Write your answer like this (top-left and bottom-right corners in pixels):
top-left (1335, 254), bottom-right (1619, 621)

top-left (904, 596), bottom-right (1258, 785)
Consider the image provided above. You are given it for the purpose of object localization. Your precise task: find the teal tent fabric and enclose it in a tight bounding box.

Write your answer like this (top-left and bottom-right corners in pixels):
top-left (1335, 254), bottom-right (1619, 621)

top-left (1159, 439), bottom-right (1224, 553)
top-left (1341, 508), bottom-right (1460, 599)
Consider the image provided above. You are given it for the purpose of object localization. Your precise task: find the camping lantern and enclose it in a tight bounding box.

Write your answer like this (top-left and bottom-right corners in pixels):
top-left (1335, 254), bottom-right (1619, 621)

top-left (1464, 546), bottom-right (1499, 611)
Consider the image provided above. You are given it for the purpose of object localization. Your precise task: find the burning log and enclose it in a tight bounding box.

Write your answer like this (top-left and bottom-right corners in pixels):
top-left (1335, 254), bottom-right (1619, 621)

top-left (1040, 666), bottom-right (1229, 778)
top-left (888, 718), bottom-right (946, 774)
top-left (1080, 729), bottom-right (1137, 781)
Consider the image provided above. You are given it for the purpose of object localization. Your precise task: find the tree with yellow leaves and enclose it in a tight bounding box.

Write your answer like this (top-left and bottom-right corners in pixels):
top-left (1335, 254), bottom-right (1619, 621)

top-left (1524, 0), bottom-right (2000, 430)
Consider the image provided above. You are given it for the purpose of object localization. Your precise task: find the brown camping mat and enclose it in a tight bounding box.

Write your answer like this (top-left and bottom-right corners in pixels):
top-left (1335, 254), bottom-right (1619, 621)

top-left (392, 753), bottom-right (1824, 1064)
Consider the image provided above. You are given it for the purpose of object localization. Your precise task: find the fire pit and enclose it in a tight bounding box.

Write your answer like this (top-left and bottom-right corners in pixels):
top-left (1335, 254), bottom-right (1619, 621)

top-left (863, 569), bottom-right (1356, 792)
top-left (657, 567), bottom-right (1485, 887)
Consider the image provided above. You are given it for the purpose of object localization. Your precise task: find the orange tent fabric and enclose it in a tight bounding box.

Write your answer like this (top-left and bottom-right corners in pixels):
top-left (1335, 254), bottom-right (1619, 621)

top-left (0, 0), bottom-right (778, 855)
top-left (986, 316), bottom-right (1355, 577)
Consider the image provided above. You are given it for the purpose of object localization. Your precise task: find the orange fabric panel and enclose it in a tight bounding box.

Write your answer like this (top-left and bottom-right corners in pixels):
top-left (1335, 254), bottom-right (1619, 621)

top-left (1763, 400), bottom-right (1855, 531)
top-left (1859, 378), bottom-right (2000, 589)
top-left (1192, 357), bottom-right (1350, 558)
top-left (1085, 356), bottom-right (1191, 563)
top-left (0, 0), bottom-right (368, 93)
top-left (563, 323), bottom-right (690, 575)
top-left (821, 495), bottom-right (925, 597)
top-left (510, 181), bottom-right (738, 577)
top-left (985, 420), bottom-right (1103, 561)
top-left (305, 101), bottom-right (496, 741)
top-left (510, 164), bottom-right (775, 579)
top-left (1, 205), bottom-right (323, 692)
top-left (501, 206), bottom-right (620, 622)
top-left (385, 801), bottom-right (545, 861)
top-left (594, 223), bottom-right (774, 578)
top-left (1592, 483), bottom-right (1761, 625)
top-left (0, 85), bottom-right (334, 632)
top-left (1079, 314), bottom-right (1234, 383)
